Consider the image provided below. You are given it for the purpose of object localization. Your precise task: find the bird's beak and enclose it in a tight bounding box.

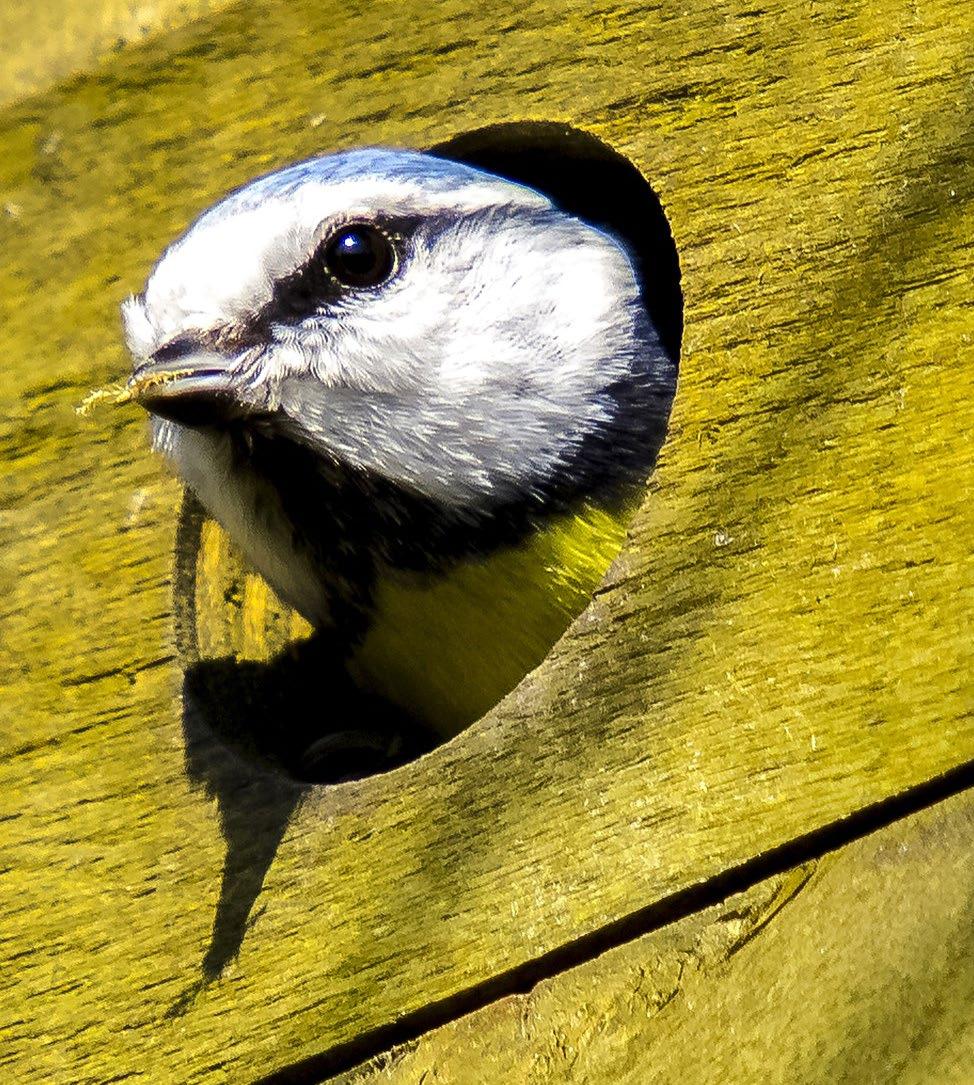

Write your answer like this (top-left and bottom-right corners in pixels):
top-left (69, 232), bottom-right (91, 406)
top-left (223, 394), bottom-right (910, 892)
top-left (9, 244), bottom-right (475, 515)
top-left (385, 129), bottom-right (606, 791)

top-left (129, 340), bottom-right (245, 427)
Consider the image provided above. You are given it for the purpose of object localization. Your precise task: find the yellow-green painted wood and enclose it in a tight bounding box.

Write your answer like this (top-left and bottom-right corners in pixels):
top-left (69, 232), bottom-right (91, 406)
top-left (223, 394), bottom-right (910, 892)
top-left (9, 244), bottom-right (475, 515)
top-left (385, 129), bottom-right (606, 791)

top-left (339, 788), bottom-right (974, 1085)
top-left (1, 0), bottom-right (972, 1081)
top-left (0, 0), bottom-right (228, 107)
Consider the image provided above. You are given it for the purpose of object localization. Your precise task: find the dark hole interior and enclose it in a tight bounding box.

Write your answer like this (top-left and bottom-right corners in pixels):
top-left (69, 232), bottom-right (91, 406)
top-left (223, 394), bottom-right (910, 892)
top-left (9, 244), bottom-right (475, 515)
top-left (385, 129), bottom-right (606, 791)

top-left (182, 122), bottom-right (683, 788)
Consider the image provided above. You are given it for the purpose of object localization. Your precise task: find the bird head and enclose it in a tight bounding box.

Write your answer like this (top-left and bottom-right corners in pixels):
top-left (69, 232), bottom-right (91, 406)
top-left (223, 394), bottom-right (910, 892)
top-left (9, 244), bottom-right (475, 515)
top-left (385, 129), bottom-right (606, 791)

top-left (123, 148), bottom-right (666, 510)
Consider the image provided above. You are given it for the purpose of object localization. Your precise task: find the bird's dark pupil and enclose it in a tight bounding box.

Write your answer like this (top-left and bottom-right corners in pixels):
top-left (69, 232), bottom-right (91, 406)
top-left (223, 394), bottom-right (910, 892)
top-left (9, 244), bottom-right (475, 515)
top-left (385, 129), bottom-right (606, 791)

top-left (336, 230), bottom-right (374, 272)
top-left (325, 225), bottom-right (392, 286)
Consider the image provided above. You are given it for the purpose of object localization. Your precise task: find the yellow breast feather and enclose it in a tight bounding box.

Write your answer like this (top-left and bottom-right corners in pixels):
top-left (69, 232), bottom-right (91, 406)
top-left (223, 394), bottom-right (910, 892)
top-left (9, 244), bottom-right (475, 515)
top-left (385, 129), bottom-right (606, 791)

top-left (348, 500), bottom-right (632, 736)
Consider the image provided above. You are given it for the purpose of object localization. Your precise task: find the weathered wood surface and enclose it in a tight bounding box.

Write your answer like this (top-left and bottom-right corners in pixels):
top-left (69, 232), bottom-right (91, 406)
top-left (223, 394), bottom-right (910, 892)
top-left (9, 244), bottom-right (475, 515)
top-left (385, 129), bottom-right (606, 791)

top-left (0, 0), bottom-right (225, 107)
top-left (341, 788), bottom-right (974, 1085)
top-left (1, 0), bottom-right (972, 1081)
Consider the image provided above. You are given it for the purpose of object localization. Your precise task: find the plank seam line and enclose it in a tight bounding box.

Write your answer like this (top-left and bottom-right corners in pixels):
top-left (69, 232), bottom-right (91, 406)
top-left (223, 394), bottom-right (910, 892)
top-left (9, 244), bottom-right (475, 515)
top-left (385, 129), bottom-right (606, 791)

top-left (253, 755), bottom-right (974, 1085)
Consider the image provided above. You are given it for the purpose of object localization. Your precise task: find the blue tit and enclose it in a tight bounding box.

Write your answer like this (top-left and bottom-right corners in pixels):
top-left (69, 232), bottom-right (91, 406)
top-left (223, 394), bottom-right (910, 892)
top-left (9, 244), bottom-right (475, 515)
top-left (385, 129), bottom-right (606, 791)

top-left (123, 148), bottom-right (676, 737)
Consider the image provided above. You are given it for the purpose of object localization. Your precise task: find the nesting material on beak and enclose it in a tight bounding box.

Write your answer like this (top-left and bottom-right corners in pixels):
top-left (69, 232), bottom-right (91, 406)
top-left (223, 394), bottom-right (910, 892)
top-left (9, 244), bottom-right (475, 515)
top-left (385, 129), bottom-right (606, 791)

top-left (76, 369), bottom-right (196, 416)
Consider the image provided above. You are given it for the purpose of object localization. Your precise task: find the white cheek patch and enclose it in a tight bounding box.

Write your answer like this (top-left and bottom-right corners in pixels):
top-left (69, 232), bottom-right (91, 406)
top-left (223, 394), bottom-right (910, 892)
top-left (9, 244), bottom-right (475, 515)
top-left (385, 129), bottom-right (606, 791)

top-left (435, 218), bottom-right (632, 398)
top-left (287, 211), bottom-right (646, 505)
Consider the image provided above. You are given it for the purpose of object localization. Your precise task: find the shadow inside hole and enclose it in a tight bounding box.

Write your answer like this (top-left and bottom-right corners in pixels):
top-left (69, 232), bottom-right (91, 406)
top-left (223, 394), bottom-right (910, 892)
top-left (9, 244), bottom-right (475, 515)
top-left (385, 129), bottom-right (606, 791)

top-left (182, 637), bottom-right (438, 785)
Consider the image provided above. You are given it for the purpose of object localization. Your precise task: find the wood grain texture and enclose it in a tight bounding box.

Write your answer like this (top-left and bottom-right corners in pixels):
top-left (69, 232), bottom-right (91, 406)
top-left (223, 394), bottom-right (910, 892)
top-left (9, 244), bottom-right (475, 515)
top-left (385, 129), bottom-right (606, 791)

top-left (339, 788), bottom-right (974, 1085)
top-left (1, 0), bottom-right (972, 1081)
top-left (0, 0), bottom-right (228, 107)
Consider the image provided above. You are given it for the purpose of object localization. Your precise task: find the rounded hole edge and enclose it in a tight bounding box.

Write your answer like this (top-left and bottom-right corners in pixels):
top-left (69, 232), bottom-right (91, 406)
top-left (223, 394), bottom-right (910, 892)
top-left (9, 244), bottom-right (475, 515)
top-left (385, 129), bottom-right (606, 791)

top-left (177, 122), bottom-right (684, 786)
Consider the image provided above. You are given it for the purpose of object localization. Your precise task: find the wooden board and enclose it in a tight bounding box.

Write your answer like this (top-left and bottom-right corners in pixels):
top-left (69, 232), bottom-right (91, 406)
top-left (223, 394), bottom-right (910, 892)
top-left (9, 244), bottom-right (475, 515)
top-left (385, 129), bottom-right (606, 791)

top-left (1, 0), bottom-right (972, 1081)
top-left (0, 0), bottom-right (227, 107)
top-left (338, 787), bottom-right (974, 1085)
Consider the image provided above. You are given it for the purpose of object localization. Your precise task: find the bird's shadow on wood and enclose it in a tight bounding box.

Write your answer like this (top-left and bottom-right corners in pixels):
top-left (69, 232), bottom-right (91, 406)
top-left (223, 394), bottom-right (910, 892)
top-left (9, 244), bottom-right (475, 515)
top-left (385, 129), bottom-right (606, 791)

top-left (166, 500), bottom-right (438, 1018)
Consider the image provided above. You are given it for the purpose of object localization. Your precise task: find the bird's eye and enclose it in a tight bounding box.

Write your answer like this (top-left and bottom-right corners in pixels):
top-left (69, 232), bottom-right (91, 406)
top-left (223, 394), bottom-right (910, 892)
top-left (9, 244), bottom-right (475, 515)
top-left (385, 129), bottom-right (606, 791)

top-left (323, 224), bottom-right (396, 288)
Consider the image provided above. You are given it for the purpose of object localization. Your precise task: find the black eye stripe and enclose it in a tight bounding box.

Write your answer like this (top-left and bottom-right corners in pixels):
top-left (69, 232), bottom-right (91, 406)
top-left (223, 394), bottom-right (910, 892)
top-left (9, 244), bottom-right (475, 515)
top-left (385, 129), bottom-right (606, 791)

top-left (265, 253), bottom-right (334, 322)
top-left (247, 211), bottom-right (485, 339)
top-left (251, 216), bottom-right (422, 332)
